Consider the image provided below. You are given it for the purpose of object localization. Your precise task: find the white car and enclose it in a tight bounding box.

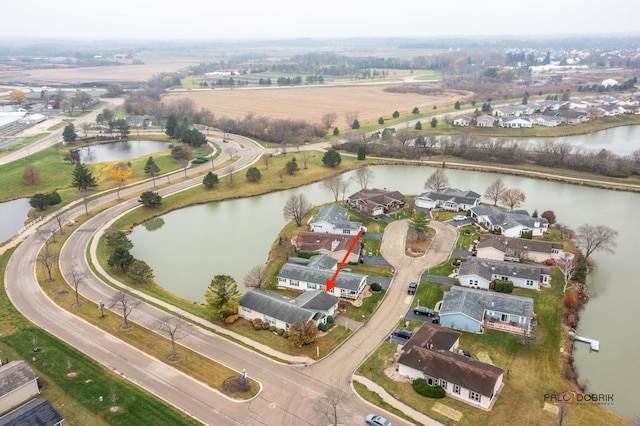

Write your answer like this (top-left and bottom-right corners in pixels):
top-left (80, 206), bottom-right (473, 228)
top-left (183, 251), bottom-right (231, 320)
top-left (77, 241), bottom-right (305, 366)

top-left (453, 215), bottom-right (467, 221)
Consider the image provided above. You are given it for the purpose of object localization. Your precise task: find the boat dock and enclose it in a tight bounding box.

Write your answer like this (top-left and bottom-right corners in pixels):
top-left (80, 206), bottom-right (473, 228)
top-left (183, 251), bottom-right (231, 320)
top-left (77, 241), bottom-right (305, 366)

top-left (574, 335), bottom-right (600, 351)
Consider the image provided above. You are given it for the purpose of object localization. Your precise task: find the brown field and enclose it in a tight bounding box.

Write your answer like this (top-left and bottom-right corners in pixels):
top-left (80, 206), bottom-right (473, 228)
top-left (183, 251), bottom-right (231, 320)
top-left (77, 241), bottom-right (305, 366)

top-left (163, 84), bottom-right (468, 126)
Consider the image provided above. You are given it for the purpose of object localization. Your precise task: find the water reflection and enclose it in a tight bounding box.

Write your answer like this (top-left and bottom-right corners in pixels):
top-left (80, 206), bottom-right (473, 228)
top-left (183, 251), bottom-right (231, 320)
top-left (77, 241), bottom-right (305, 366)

top-left (79, 140), bottom-right (169, 164)
top-left (0, 198), bottom-right (31, 243)
top-left (142, 217), bottom-right (165, 232)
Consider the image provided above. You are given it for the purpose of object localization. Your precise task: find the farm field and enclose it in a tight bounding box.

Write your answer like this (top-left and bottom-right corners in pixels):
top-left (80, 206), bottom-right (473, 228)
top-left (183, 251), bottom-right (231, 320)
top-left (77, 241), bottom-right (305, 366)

top-left (163, 83), bottom-right (468, 126)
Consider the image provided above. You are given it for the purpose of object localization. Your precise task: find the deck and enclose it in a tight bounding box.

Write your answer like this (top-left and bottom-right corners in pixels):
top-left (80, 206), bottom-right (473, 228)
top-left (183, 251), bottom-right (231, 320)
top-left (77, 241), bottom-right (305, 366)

top-left (574, 335), bottom-right (600, 351)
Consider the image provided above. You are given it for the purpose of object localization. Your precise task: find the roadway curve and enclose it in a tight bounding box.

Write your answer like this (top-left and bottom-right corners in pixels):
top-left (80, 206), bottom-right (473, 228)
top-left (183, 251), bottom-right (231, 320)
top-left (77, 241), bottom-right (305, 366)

top-left (4, 131), bottom-right (455, 424)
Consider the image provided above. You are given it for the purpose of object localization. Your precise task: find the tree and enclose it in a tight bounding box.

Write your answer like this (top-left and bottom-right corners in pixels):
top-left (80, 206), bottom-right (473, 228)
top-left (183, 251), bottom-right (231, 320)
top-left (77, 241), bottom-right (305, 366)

top-left (351, 119), bottom-right (360, 130)
top-left (171, 144), bottom-right (192, 161)
top-left (484, 178), bottom-right (507, 206)
top-left (203, 171), bottom-right (219, 189)
top-left (29, 194), bottom-right (49, 211)
top-left (454, 101), bottom-right (461, 110)
top-left (23, 165), bottom-right (40, 185)
top-left (205, 275), bottom-right (241, 319)
top-left (104, 228), bottom-right (133, 250)
top-left (109, 290), bottom-right (141, 328)
top-left (357, 145), bottom-right (366, 160)
top-left (288, 320), bottom-right (318, 346)
top-left (499, 188), bottom-right (526, 210)
top-left (283, 193), bottom-right (312, 226)
top-left (353, 166), bottom-right (374, 190)
top-left (9, 90), bottom-right (27, 104)
top-left (322, 149), bottom-right (342, 168)
top-left (541, 210), bottom-right (557, 225)
top-left (61, 98), bottom-right (75, 116)
top-left (317, 390), bottom-right (350, 426)
top-left (37, 245), bottom-right (57, 282)
top-left (245, 166), bottom-right (262, 182)
top-left (68, 269), bottom-right (84, 307)
top-left (285, 157), bottom-right (299, 175)
top-left (408, 211), bottom-right (429, 240)
top-left (108, 246), bottom-right (135, 272)
top-left (392, 110), bottom-right (400, 118)
top-left (557, 253), bottom-right (578, 293)
top-left (243, 264), bottom-right (267, 289)
top-left (96, 107), bottom-right (114, 125)
top-left (110, 162), bottom-right (132, 200)
top-left (110, 118), bottom-right (130, 138)
top-left (165, 115), bottom-right (178, 137)
top-left (322, 175), bottom-right (346, 202)
top-left (62, 123), bottom-right (77, 143)
top-left (430, 117), bottom-right (438, 128)
top-left (138, 191), bottom-right (162, 208)
top-left (300, 151), bottom-right (311, 169)
top-left (574, 224), bottom-right (619, 260)
top-left (415, 120), bottom-right (422, 130)
top-left (72, 91), bottom-right (93, 112)
top-left (378, 117), bottom-right (384, 125)
top-left (156, 316), bottom-right (191, 360)
top-left (412, 106), bottom-right (420, 114)
top-left (424, 169), bottom-right (449, 192)
top-left (127, 259), bottom-right (154, 284)
top-left (320, 112), bottom-right (338, 129)
top-left (70, 162), bottom-right (97, 191)
top-left (144, 157), bottom-right (161, 187)
top-left (333, 127), bottom-right (339, 136)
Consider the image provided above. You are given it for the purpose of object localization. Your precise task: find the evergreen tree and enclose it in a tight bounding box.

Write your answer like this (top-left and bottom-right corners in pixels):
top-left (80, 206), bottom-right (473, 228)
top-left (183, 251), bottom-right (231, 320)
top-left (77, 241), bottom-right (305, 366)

top-left (165, 115), bottom-right (178, 137)
top-left (108, 247), bottom-right (135, 273)
top-left (454, 101), bottom-right (461, 110)
top-left (412, 107), bottom-right (420, 114)
top-left (351, 119), bottom-right (360, 130)
top-left (415, 121), bottom-right (422, 130)
top-left (144, 157), bottom-right (161, 186)
top-left (62, 123), bottom-right (77, 143)
top-left (378, 117), bottom-right (384, 125)
top-left (322, 149), bottom-right (342, 168)
top-left (203, 171), bottom-right (219, 189)
top-left (357, 145), bottom-right (366, 160)
top-left (205, 275), bottom-right (241, 318)
top-left (285, 157), bottom-right (299, 175)
top-left (70, 162), bottom-right (98, 191)
top-left (430, 117), bottom-right (438, 128)
top-left (138, 191), bottom-right (162, 208)
top-left (333, 127), bottom-right (339, 136)
top-left (245, 166), bottom-right (262, 182)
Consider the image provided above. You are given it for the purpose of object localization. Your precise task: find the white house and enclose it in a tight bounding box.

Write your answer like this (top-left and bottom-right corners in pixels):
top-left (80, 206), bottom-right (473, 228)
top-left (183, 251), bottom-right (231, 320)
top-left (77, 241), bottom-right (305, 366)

top-left (470, 206), bottom-right (548, 238)
top-left (458, 257), bottom-right (551, 291)
top-left (398, 324), bottom-right (504, 410)
top-left (292, 231), bottom-right (362, 264)
top-left (415, 188), bottom-right (481, 211)
top-left (499, 116), bottom-right (532, 128)
top-left (308, 205), bottom-right (363, 236)
top-left (475, 115), bottom-right (495, 128)
top-left (476, 234), bottom-right (564, 263)
top-left (0, 361), bottom-right (40, 414)
top-left (533, 115), bottom-right (562, 127)
top-left (453, 115), bottom-right (473, 127)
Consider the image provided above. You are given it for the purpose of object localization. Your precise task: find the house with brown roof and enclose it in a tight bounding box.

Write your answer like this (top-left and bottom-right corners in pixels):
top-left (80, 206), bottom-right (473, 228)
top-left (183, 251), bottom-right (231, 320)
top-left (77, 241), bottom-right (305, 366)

top-left (348, 188), bottom-right (404, 217)
top-left (0, 361), bottom-right (40, 414)
top-left (292, 232), bottom-right (361, 264)
top-left (476, 234), bottom-right (563, 263)
top-left (398, 324), bottom-right (504, 410)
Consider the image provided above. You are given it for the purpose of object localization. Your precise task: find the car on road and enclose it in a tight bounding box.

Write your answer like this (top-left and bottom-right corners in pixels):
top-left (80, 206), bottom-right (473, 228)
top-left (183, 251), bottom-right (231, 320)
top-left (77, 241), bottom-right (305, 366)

top-left (392, 329), bottom-right (414, 339)
top-left (453, 215), bottom-right (467, 221)
top-left (366, 414), bottom-right (392, 426)
top-left (408, 282), bottom-right (417, 294)
top-left (222, 139), bottom-right (228, 143)
top-left (413, 306), bottom-right (437, 316)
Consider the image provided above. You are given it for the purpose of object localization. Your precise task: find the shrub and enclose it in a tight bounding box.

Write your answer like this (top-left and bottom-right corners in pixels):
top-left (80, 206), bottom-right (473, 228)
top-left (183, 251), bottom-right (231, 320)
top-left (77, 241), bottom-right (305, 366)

top-left (318, 323), bottom-right (327, 332)
top-left (298, 250), bottom-right (320, 259)
top-left (46, 191), bottom-right (62, 206)
top-left (370, 282), bottom-right (382, 292)
top-left (412, 378), bottom-right (446, 398)
top-left (224, 314), bottom-right (238, 324)
top-left (191, 158), bottom-right (207, 164)
top-left (564, 294), bottom-right (578, 309)
top-left (283, 331), bottom-right (289, 338)
top-left (277, 328), bottom-right (285, 336)
top-left (326, 315), bottom-right (334, 324)
top-left (493, 279), bottom-right (513, 293)
top-left (269, 325), bottom-right (276, 332)
top-left (251, 318), bottom-right (263, 330)
top-left (261, 322), bottom-right (270, 330)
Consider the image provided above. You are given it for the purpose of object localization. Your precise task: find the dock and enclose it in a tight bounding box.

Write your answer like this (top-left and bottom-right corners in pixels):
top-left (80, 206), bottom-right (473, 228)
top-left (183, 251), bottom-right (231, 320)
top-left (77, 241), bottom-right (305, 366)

top-left (574, 335), bottom-right (600, 351)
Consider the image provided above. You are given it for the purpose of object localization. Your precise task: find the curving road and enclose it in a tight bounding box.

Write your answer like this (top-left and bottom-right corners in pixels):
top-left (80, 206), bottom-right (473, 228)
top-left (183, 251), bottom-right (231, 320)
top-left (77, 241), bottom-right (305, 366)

top-left (4, 129), bottom-right (456, 424)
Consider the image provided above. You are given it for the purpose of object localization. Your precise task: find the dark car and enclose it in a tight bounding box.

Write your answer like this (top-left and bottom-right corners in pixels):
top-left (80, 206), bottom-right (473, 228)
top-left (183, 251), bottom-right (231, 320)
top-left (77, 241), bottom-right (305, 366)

top-left (408, 282), bottom-right (417, 294)
top-left (392, 329), bottom-right (414, 339)
top-left (413, 306), bottom-right (437, 316)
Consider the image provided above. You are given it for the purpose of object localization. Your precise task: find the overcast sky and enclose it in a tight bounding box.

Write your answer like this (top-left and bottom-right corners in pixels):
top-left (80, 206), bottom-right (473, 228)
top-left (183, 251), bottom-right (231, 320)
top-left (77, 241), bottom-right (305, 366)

top-left (2, 0), bottom-right (638, 40)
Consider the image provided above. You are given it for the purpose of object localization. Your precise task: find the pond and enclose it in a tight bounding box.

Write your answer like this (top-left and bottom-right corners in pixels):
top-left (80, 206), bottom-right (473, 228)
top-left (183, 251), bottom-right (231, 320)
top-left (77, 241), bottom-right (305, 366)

top-left (0, 198), bottom-right (31, 243)
top-left (78, 140), bottom-right (170, 164)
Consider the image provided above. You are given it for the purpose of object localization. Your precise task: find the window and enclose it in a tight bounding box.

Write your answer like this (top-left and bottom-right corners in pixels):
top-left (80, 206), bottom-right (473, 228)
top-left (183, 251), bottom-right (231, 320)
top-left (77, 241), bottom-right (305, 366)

top-left (427, 377), bottom-right (434, 386)
top-left (264, 315), bottom-right (276, 326)
top-left (241, 306), bottom-right (251, 313)
top-left (552, 248), bottom-right (560, 254)
top-left (470, 391), bottom-right (481, 402)
top-left (440, 380), bottom-right (447, 390)
top-left (290, 280), bottom-right (299, 287)
top-left (526, 280), bottom-right (534, 286)
top-left (343, 229), bottom-right (350, 234)
top-left (453, 385), bottom-right (460, 394)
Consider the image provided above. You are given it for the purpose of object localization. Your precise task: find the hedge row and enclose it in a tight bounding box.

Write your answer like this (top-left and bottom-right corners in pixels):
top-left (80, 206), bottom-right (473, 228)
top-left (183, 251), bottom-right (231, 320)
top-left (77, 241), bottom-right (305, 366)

top-left (412, 378), bottom-right (446, 398)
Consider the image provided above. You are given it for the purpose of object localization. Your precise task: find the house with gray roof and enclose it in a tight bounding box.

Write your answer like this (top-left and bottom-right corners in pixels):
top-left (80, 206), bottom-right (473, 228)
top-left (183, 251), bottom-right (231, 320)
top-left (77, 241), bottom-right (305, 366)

top-left (475, 115), bottom-right (495, 128)
top-left (0, 399), bottom-right (64, 426)
top-left (0, 361), bottom-right (40, 414)
top-left (476, 234), bottom-right (563, 263)
top-left (439, 286), bottom-right (535, 335)
top-left (348, 188), bottom-right (405, 217)
top-left (238, 289), bottom-right (338, 331)
top-left (458, 257), bottom-right (551, 291)
top-left (470, 206), bottom-right (548, 238)
top-left (309, 205), bottom-right (363, 236)
top-left (277, 255), bottom-right (367, 300)
top-left (498, 116), bottom-right (532, 128)
top-left (452, 115), bottom-right (473, 126)
top-left (415, 188), bottom-right (481, 211)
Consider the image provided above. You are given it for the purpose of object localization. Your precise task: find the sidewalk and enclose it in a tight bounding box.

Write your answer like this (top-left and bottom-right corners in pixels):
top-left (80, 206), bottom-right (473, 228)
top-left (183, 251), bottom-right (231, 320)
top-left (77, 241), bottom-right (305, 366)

top-left (352, 375), bottom-right (445, 426)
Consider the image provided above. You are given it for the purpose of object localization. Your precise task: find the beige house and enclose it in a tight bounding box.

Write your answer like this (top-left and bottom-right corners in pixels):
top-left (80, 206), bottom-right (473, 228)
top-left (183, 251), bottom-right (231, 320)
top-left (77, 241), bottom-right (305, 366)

top-left (0, 361), bottom-right (40, 414)
top-left (476, 234), bottom-right (563, 263)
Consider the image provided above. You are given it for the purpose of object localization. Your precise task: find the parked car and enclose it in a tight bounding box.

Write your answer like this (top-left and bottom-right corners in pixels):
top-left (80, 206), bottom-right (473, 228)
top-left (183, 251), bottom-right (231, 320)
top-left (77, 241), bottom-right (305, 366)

top-left (413, 306), bottom-right (437, 316)
top-left (408, 282), bottom-right (417, 294)
top-left (366, 414), bottom-right (392, 426)
top-left (222, 139), bottom-right (228, 143)
top-left (392, 329), bottom-right (414, 339)
top-left (453, 215), bottom-right (467, 221)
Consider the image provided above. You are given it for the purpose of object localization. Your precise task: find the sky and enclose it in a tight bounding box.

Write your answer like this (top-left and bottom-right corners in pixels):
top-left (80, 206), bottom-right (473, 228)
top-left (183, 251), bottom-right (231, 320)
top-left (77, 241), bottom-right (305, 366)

top-left (2, 0), bottom-right (639, 40)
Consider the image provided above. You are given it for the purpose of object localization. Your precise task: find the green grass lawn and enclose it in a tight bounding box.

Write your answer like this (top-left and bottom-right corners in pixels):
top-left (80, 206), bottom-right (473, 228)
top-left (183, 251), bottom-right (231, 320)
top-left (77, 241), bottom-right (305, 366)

top-left (340, 290), bottom-right (385, 321)
top-left (412, 281), bottom-right (446, 309)
top-left (360, 238), bottom-right (381, 256)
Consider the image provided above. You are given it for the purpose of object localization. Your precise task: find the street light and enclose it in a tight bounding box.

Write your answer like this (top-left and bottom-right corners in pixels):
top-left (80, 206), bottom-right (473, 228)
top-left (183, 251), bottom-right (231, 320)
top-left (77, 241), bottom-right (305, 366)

top-left (99, 300), bottom-right (105, 318)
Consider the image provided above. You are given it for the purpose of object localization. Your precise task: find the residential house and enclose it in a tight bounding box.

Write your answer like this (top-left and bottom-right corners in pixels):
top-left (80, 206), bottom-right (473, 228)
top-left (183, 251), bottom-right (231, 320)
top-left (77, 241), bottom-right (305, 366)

top-left (533, 115), bottom-right (562, 127)
top-left (470, 206), bottom-right (548, 237)
top-left (545, 110), bottom-right (588, 124)
top-left (439, 286), bottom-right (535, 335)
top-left (292, 231), bottom-right (361, 264)
top-left (475, 115), bottom-right (495, 128)
top-left (309, 205), bottom-right (363, 236)
top-left (458, 257), bottom-right (551, 291)
top-left (348, 188), bottom-right (405, 217)
top-left (621, 105), bottom-right (640, 115)
top-left (415, 188), bottom-right (481, 211)
top-left (0, 399), bottom-right (64, 426)
top-left (277, 254), bottom-right (368, 300)
top-left (397, 324), bottom-right (504, 410)
top-left (238, 289), bottom-right (338, 331)
top-left (512, 105), bottom-right (535, 116)
top-left (476, 234), bottom-right (563, 263)
top-left (493, 106), bottom-right (520, 117)
top-left (453, 115), bottom-right (473, 127)
top-left (498, 116), bottom-right (532, 128)
top-left (0, 361), bottom-right (40, 414)
top-left (597, 104), bottom-right (624, 117)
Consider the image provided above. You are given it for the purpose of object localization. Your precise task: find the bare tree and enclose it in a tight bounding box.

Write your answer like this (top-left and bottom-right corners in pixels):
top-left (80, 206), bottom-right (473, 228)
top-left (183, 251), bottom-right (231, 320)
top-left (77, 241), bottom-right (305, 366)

top-left (80, 190), bottom-right (91, 215)
top-left (499, 188), bottom-right (526, 210)
top-left (317, 390), bottom-right (351, 426)
top-left (395, 128), bottom-right (413, 146)
top-left (300, 151), bottom-right (311, 169)
top-left (68, 269), bottom-right (84, 307)
top-left (283, 193), bottom-right (312, 226)
top-left (424, 169), bottom-right (450, 192)
top-left (52, 209), bottom-right (66, 236)
top-left (228, 165), bottom-right (235, 186)
top-left (352, 166), bottom-right (374, 190)
top-left (323, 175), bottom-right (345, 202)
top-left (180, 158), bottom-right (189, 178)
top-left (109, 388), bottom-right (119, 407)
top-left (321, 112), bottom-right (338, 129)
top-left (156, 315), bottom-right (192, 361)
top-left (37, 245), bottom-right (57, 282)
top-left (558, 403), bottom-right (573, 426)
top-left (244, 264), bottom-right (267, 289)
top-left (339, 178), bottom-right (350, 202)
top-left (574, 224), bottom-right (619, 260)
top-left (110, 290), bottom-right (141, 329)
top-left (484, 178), bottom-right (507, 206)
top-left (344, 110), bottom-right (359, 127)
top-left (556, 253), bottom-right (578, 293)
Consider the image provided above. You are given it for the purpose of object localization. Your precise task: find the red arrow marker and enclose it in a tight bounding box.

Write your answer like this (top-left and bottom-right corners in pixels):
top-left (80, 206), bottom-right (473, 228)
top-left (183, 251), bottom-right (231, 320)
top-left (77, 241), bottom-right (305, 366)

top-left (326, 229), bottom-right (363, 293)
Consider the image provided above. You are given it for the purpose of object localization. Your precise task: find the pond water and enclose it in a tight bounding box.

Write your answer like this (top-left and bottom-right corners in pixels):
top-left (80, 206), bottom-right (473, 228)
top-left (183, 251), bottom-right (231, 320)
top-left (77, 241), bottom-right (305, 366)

top-left (79, 140), bottom-right (170, 164)
top-left (129, 163), bottom-right (640, 420)
top-left (0, 198), bottom-right (31, 243)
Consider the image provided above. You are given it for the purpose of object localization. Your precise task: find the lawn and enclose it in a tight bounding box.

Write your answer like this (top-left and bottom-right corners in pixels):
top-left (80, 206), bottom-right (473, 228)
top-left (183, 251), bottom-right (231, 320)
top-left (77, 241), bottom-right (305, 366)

top-left (412, 281), bottom-right (446, 309)
top-left (340, 290), bottom-right (386, 321)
